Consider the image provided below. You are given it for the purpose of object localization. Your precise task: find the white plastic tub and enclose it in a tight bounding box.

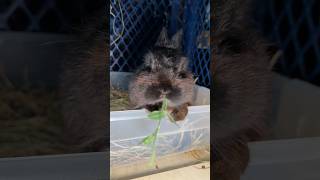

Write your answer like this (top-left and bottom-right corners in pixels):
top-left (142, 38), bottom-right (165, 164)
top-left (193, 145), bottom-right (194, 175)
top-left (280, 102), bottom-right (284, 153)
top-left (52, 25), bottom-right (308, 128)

top-left (110, 72), bottom-right (210, 169)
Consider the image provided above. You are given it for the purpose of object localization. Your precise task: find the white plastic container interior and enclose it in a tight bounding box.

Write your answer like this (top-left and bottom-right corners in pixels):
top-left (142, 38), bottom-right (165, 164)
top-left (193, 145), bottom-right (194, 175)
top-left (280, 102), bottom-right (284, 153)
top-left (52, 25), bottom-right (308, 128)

top-left (110, 72), bottom-right (210, 167)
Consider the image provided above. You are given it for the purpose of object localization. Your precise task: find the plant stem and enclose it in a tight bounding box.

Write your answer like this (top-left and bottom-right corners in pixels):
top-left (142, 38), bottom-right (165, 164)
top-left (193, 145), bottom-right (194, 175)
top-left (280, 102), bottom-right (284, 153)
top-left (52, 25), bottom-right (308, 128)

top-left (149, 114), bottom-right (162, 167)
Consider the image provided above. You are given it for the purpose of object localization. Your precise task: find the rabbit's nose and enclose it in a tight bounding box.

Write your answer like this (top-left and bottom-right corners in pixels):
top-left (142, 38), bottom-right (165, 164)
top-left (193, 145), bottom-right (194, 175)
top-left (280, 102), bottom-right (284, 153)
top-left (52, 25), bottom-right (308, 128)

top-left (160, 89), bottom-right (169, 94)
top-left (160, 89), bottom-right (170, 97)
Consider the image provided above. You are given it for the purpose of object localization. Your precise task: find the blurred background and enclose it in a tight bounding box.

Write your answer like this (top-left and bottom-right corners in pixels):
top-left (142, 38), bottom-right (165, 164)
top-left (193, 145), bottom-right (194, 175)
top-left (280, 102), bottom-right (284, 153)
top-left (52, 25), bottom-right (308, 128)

top-left (0, 0), bottom-right (319, 158)
top-left (253, 0), bottom-right (320, 140)
top-left (254, 0), bottom-right (320, 85)
top-left (0, 0), bottom-right (102, 158)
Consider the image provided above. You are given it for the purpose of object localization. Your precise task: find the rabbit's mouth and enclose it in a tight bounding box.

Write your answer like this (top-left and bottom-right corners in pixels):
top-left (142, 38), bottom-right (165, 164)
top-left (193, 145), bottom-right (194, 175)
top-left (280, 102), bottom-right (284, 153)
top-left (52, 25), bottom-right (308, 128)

top-left (133, 99), bottom-right (183, 111)
top-left (144, 99), bottom-right (180, 112)
top-left (145, 102), bottom-right (163, 112)
top-left (132, 100), bottom-right (163, 111)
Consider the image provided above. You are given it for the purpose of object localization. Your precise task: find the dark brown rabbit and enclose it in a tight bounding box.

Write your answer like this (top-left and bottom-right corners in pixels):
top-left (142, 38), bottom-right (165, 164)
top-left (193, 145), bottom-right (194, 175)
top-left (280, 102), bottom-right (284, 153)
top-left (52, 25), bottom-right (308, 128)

top-left (129, 28), bottom-right (195, 121)
top-left (212, 0), bottom-right (272, 179)
top-left (59, 7), bottom-right (108, 152)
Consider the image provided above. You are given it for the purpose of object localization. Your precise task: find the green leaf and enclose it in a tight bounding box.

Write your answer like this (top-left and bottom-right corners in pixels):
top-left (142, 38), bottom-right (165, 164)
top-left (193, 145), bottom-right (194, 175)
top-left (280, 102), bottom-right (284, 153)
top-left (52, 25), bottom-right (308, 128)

top-left (148, 111), bottom-right (165, 120)
top-left (141, 134), bottom-right (155, 145)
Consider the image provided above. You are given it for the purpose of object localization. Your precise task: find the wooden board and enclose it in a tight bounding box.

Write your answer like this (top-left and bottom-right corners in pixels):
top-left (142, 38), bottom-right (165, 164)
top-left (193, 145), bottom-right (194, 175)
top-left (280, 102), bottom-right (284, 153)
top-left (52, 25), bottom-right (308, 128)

top-left (111, 149), bottom-right (210, 180)
top-left (133, 162), bottom-right (210, 180)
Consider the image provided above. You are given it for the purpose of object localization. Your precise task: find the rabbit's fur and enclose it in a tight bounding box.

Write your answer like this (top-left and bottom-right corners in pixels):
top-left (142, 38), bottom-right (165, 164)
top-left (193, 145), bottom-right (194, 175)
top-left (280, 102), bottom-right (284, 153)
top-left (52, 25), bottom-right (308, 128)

top-left (212, 0), bottom-right (272, 179)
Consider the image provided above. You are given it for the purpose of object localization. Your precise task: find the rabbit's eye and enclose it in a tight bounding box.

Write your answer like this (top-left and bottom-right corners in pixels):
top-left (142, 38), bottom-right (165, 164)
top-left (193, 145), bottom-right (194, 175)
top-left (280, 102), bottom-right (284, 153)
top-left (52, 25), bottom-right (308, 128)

top-left (178, 72), bottom-right (187, 79)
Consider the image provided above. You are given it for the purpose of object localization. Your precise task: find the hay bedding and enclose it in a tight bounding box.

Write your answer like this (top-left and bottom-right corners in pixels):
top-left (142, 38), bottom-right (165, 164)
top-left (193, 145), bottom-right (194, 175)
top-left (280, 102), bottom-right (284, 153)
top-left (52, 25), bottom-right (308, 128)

top-left (0, 72), bottom-right (67, 157)
top-left (110, 86), bottom-right (129, 111)
top-left (0, 69), bottom-right (130, 157)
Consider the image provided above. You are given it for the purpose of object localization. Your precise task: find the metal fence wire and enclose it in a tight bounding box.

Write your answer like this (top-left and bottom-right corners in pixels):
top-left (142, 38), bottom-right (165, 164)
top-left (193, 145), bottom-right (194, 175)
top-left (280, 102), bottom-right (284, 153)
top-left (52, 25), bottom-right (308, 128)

top-left (254, 0), bottom-right (320, 85)
top-left (0, 0), bottom-right (70, 32)
top-left (110, 0), bottom-right (211, 88)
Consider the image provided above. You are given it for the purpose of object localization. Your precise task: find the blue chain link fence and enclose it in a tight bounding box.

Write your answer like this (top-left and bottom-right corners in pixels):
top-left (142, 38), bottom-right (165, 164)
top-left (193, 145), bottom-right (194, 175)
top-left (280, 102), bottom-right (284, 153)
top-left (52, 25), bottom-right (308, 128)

top-left (110, 0), bottom-right (211, 88)
top-left (0, 0), bottom-right (211, 87)
top-left (254, 0), bottom-right (320, 85)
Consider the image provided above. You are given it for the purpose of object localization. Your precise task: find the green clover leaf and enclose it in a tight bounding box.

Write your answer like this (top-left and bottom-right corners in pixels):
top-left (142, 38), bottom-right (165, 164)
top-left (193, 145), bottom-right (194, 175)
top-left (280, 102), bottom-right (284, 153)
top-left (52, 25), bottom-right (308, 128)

top-left (142, 96), bottom-right (181, 168)
top-left (141, 134), bottom-right (155, 145)
top-left (148, 110), bottom-right (165, 120)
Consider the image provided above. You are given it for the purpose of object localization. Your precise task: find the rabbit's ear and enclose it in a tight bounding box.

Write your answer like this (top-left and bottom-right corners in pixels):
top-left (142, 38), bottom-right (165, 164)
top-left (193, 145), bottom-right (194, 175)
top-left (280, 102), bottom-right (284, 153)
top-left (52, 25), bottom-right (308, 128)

top-left (155, 27), bottom-right (169, 47)
top-left (170, 29), bottom-right (183, 49)
top-left (155, 27), bottom-right (183, 50)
